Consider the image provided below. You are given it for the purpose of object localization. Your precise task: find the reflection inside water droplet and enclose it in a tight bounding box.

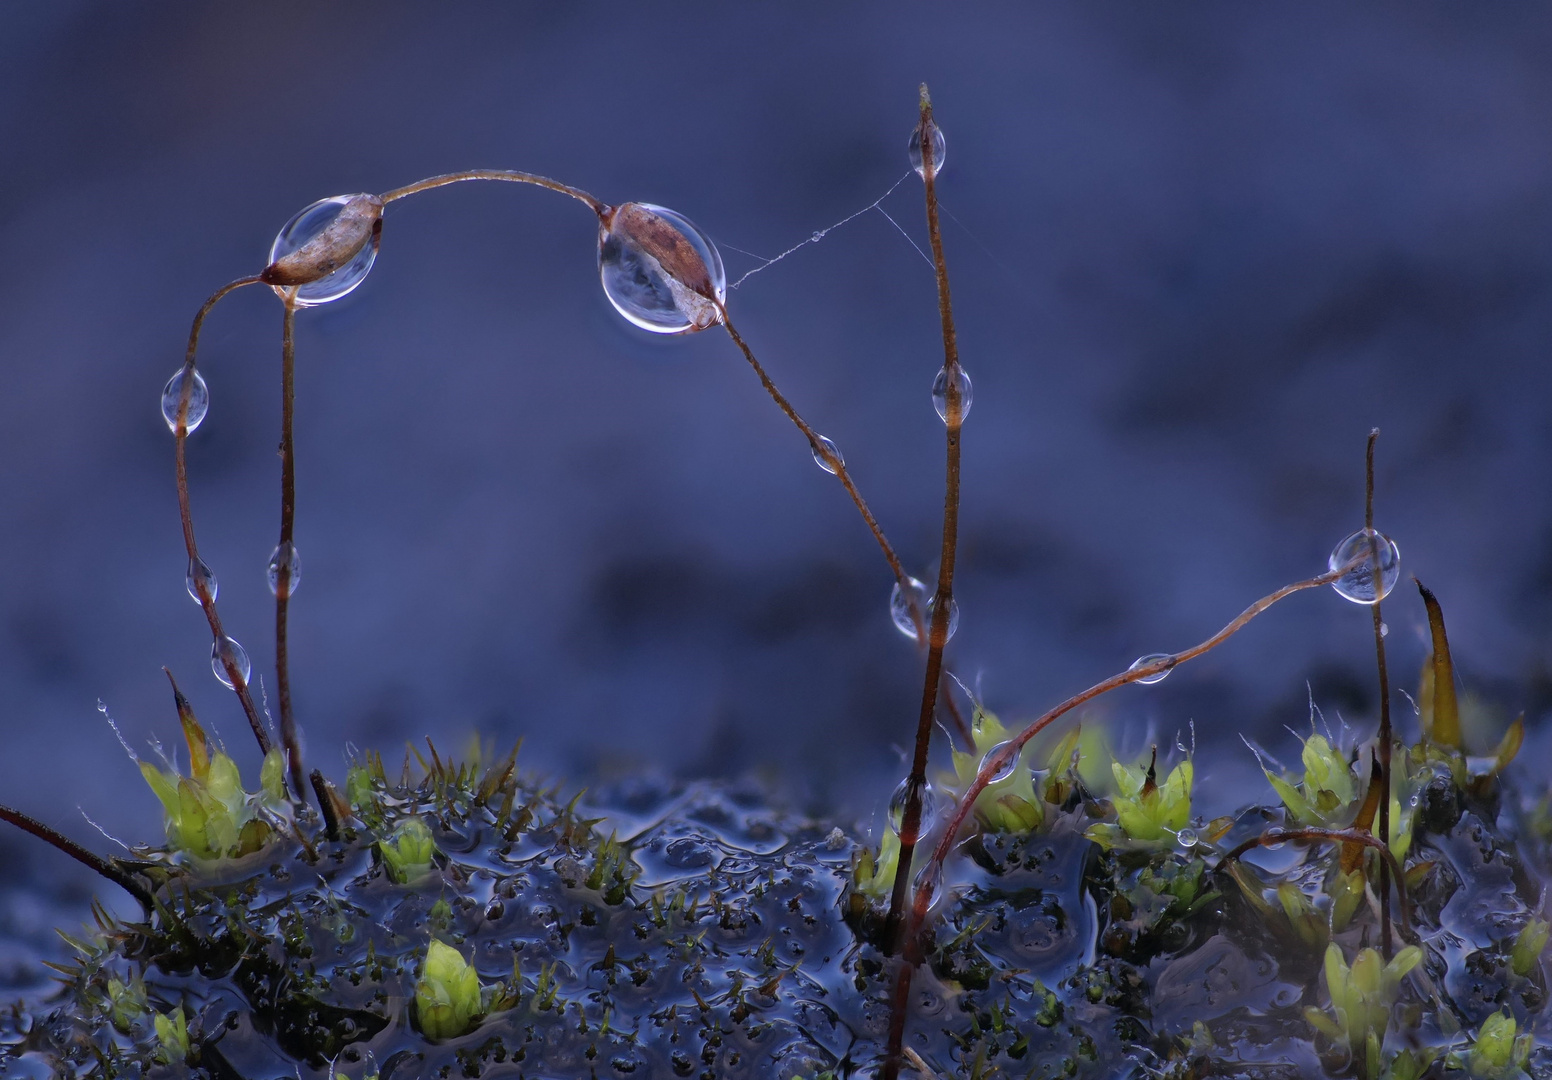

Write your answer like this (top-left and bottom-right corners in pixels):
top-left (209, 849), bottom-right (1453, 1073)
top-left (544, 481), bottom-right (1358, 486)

top-left (1129, 654), bottom-right (1175, 685)
top-left (931, 365), bottom-right (972, 424)
top-left (1328, 528), bottom-right (1401, 604)
top-left (186, 557), bottom-right (217, 604)
top-left (267, 542), bottom-right (301, 598)
top-left (811, 435), bottom-right (843, 475)
top-left (211, 635), bottom-right (251, 689)
top-left (598, 203), bottom-right (726, 334)
top-left (888, 776), bottom-right (937, 838)
top-left (980, 740), bottom-right (1019, 784)
top-left (908, 119), bottom-right (947, 179)
top-left (269, 195), bottom-right (380, 306)
top-left (888, 577), bottom-right (959, 644)
top-left (161, 369), bottom-right (208, 434)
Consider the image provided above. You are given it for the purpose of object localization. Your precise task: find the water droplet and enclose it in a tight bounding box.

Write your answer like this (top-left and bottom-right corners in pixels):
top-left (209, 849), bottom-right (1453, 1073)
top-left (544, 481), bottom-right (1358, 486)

top-left (890, 576), bottom-right (929, 639)
top-left (1176, 827), bottom-right (1199, 850)
top-left (811, 435), bottom-right (843, 475)
top-left (1380, 622), bottom-right (1390, 638)
top-left (599, 203), bottom-right (726, 334)
top-left (811, 230), bottom-right (824, 242)
top-left (1129, 653), bottom-right (1176, 685)
top-left (1328, 528), bottom-right (1401, 605)
top-left (908, 119), bottom-right (947, 180)
top-left (888, 776), bottom-right (937, 838)
top-left (931, 366), bottom-right (973, 424)
top-left (268, 195), bottom-right (381, 306)
top-left (888, 577), bottom-right (959, 643)
top-left (980, 740), bottom-right (1019, 784)
top-left (161, 368), bottom-right (208, 433)
top-left (913, 861), bottom-right (944, 911)
top-left (267, 542), bottom-right (301, 598)
top-left (186, 556), bottom-right (217, 604)
top-left (211, 635), bottom-right (251, 690)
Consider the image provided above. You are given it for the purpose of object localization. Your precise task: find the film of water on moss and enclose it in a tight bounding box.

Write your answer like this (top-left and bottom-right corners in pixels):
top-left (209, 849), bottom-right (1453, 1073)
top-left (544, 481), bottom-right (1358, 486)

top-left (2, 88), bottom-right (1551, 1079)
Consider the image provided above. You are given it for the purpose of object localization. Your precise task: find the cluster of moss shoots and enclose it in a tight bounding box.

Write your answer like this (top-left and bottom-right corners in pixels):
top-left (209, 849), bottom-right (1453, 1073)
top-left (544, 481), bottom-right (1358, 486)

top-left (1, 88), bottom-right (1548, 1079)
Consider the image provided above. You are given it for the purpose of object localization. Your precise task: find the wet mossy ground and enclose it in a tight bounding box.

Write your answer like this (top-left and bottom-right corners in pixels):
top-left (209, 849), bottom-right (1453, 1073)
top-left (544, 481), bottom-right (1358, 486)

top-left (2, 739), bottom-right (1551, 1079)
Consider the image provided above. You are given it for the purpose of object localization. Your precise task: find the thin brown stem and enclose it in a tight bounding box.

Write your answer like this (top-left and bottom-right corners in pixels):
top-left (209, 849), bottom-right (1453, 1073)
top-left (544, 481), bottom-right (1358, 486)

top-left (277, 295), bottom-right (306, 802)
top-left (1214, 825), bottom-right (1413, 941)
top-left (378, 170), bottom-right (605, 215)
top-left (884, 84), bottom-right (965, 959)
top-left (0, 804), bottom-right (152, 908)
top-left (1365, 429), bottom-right (1394, 958)
top-left (716, 305), bottom-right (914, 601)
top-left (176, 277), bottom-right (271, 756)
top-left (879, 564), bottom-right (1351, 1080)
top-left (929, 566), bottom-right (1345, 874)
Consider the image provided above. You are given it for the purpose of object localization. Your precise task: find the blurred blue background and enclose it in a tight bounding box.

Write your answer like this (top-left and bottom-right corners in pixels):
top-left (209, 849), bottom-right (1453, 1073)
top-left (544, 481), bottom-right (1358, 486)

top-left (2, 2), bottom-right (1551, 916)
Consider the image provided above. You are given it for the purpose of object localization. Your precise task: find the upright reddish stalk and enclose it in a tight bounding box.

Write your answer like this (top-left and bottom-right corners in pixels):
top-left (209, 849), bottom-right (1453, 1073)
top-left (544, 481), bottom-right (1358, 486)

top-left (883, 84), bottom-right (963, 949)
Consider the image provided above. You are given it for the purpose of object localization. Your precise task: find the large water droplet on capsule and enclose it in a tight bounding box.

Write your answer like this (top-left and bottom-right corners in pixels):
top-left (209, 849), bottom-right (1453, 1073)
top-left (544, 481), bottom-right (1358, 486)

top-left (889, 577), bottom-right (959, 643)
top-left (186, 557), bottom-right (217, 604)
top-left (1129, 653), bottom-right (1175, 685)
top-left (211, 635), bottom-right (251, 689)
top-left (599, 203), bottom-right (726, 334)
top-left (1328, 528), bottom-right (1401, 604)
top-left (888, 776), bottom-right (938, 839)
top-left (161, 368), bottom-right (208, 433)
top-left (267, 194), bottom-right (382, 306)
top-left (980, 740), bottom-right (1019, 784)
top-left (932, 365), bottom-right (973, 424)
top-left (811, 435), bottom-right (843, 475)
top-left (908, 119), bottom-right (947, 180)
top-left (267, 542), bottom-right (301, 598)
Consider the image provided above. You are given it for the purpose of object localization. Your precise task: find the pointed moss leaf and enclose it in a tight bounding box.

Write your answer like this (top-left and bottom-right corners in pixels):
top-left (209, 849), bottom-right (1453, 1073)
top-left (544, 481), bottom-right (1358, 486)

top-left (1512, 918), bottom-right (1549, 978)
top-left (260, 749), bottom-right (287, 804)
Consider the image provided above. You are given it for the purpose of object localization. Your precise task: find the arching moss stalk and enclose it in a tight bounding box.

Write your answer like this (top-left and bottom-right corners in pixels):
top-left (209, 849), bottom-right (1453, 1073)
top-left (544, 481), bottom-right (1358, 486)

top-left (175, 276), bottom-right (271, 756)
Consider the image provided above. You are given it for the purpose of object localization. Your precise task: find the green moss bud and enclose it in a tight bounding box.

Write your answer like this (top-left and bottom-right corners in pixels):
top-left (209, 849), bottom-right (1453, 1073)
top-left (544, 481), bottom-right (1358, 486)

top-left (1511, 917), bottom-right (1549, 978)
top-left (379, 816), bottom-right (437, 882)
top-left (153, 1006), bottom-right (189, 1064)
top-left (415, 939), bottom-right (482, 1040)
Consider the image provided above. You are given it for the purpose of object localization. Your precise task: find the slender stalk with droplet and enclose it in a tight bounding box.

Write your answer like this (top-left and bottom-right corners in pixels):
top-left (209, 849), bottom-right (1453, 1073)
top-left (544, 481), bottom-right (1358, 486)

top-left (883, 83), bottom-right (964, 956)
top-left (716, 304), bottom-right (915, 603)
top-left (275, 291), bottom-right (305, 800)
top-left (1365, 429), bottom-right (1394, 958)
top-left (175, 276), bottom-right (271, 756)
top-left (880, 562), bottom-right (1352, 1079)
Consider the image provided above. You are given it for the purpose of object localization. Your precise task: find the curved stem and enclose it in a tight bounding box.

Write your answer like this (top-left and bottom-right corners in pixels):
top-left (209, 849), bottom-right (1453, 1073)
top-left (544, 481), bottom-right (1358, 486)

top-left (927, 566), bottom-right (1345, 875)
top-left (716, 305), bottom-right (914, 600)
top-left (880, 563), bottom-right (1353, 1079)
top-left (378, 170), bottom-right (605, 215)
top-left (276, 294), bottom-right (306, 801)
top-left (1214, 825), bottom-right (1414, 941)
top-left (884, 83), bottom-right (964, 955)
top-left (0, 804), bottom-right (152, 908)
top-left (175, 277), bottom-right (271, 755)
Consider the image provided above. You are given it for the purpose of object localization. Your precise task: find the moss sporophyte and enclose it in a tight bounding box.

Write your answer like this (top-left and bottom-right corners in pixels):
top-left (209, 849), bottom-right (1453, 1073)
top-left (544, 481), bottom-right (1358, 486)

top-left (3, 87), bottom-right (1551, 1079)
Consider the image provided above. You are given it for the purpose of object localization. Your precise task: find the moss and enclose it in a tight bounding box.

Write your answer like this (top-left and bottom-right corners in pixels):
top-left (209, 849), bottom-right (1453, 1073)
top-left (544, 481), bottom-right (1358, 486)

top-left (0, 713), bottom-right (1545, 1079)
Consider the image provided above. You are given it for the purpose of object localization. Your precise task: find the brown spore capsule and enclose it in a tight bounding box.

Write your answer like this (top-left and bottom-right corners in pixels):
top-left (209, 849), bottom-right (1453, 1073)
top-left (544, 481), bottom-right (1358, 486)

top-left (261, 194), bottom-right (384, 288)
